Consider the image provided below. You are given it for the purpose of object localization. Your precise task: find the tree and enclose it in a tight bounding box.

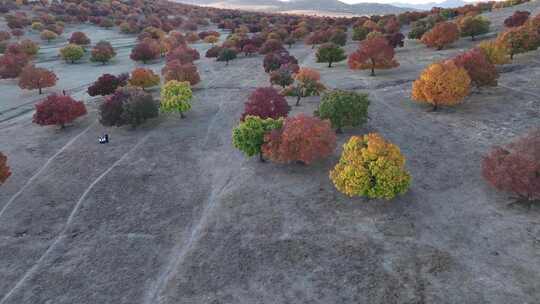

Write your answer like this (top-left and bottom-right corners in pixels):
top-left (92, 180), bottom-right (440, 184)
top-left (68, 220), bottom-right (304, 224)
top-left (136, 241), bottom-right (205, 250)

top-left (482, 128), bottom-right (540, 205)
top-left (330, 30), bottom-right (347, 46)
top-left (348, 36), bottom-right (399, 76)
top-left (259, 39), bottom-right (284, 54)
top-left (204, 35), bottom-right (219, 45)
top-left (459, 15), bottom-right (490, 40)
top-left (217, 48), bottom-right (237, 65)
top-left (68, 31), bottom-right (90, 46)
top-left (421, 21), bottom-right (460, 50)
top-left (330, 133), bottom-right (411, 200)
top-left (18, 39), bottom-right (39, 57)
top-left (40, 29), bottom-right (57, 43)
top-left (0, 53), bottom-right (29, 79)
top-left (242, 43), bottom-right (258, 56)
top-left (241, 87), bottom-right (290, 121)
top-left (0, 31), bottom-right (11, 42)
top-left (130, 39), bottom-right (160, 63)
top-left (262, 114), bottom-right (336, 165)
top-left (263, 51), bottom-right (298, 73)
top-left (232, 115), bottom-right (283, 162)
top-left (60, 44), bottom-right (84, 63)
top-left (90, 41), bottom-right (116, 64)
top-left (496, 26), bottom-right (540, 60)
top-left (161, 60), bottom-right (201, 85)
top-left (0, 152), bottom-right (10, 185)
top-left (33, 94), bottom-right (87, 128)
top-left (269, 66), bottom-right (294, 88)
top-left (160, 80), bottom-right (193, 118)
top-left (128, 68), bottom-right (160, 91)
top-left (317, 90), bottom-right (370, 133)
top-left (290, 67), bottom-right (326, 106)
top-left (99, 87), bottom-right (158, 128)
top-left (166, 46), bottom-right (200, 64)
top-left (411, 60), bottom-right (471, 111)
top-left (385, 32), bottom-right (405, 48)
top-left (18, 65), bottom-right (57, 94)
top-left (477, 40), bottom-right (510, 64)
top-left (87, 73), bottom-right (126, 96)
top-left (316, 43), bottom-right (346, 68)
top-left (205, 46), bottom-right (222, 58)
top-left (504, 11), bottom-right (530, 28)
top-left (452, 48), bottom-right (499, 87)
top-left (352, 26), bottom-right (370, 41)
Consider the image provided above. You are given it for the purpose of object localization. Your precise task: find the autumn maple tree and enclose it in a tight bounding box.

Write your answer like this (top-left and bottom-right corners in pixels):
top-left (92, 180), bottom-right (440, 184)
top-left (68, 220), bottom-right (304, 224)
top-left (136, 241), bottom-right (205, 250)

top-left (421, 21), bottom-right (460, 50)
top-left (90, 41), bottom-right (116, 64)
top-left (128, 68), bottom-right (160, 91)
top-left (68, 31), bottom-right (91, 46)
top-left (269, 66), bottom-right (294, 88)
top-left (411, 60), bottom-right (471, 111)
top-left (504, 11), bottom-right (530, 28)
top-left (87, 73), bottom-right (127, 96)
top-left (18, 64), bottom-right (58, 94)
top-left (477, 40), bottom-right (510, 64)
top-left (452, 48), bottom-right (499, 87)
top-left (496, 26), bottom-right (540, 60)
top-left (33, 94), bottom-right (87, 128)
top-left (330, 133), bottom-right (411, 200)
top-left (99, 87), bottom-right (159, 128)
top-left (166, 46), bottom-right (200, 64)
top-left (130, 39), bottom-right (160, 63)
top-left (262, 114), bottom-right (336, 165)
top-left (288, 67), bottom-right (326, 106)
top-left (259, 39), bottom-right (284, 54)
top-left (0, 53), bottom-right (28, 78)
top-left (482, 128), bottom-right (540, 205)
top-left (40, 29), bottom-right (57, 42)
top-left (161, 60), bottom-right (201, 85)
top-left (348, 36), bottom-right (399, 76)
top-left (241, 87), bottom-right (290, 121)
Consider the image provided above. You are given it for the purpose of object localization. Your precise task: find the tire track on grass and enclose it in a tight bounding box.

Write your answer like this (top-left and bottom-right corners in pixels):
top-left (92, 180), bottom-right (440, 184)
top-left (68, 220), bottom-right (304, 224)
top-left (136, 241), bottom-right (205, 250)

top-left (0, 133), bottom-right (150, 304)
top-left (0, 120), bottom-right (98, 220)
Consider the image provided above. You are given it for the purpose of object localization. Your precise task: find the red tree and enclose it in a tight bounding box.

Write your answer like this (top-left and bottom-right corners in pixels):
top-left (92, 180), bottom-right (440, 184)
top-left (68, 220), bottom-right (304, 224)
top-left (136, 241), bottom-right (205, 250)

top-left (0, 152), bottom-right (10, 185)
top-left (18, 65), bottom-right (58, 94)
top-left (241, 87), bottom-right (290, 121)
top-left (0, 53), bottom-right (29, 79)
top-left (348, 36), bottom-right (399, 76)
top-left (504, 11), bottom-right (530, 28)
top-left (205, 46), bottom-right (222, 58)
top-left (166, 46), bottom-right (200, 64)
top-left (452, 48), bottom-right (499, 87)
top-left (482, 129), bottom-right (540, 204)
top-left (161, 60), bottom-right (201, 85)
top-left (242, 44), bottom-right (257, 56)
top-left (33, 94), bottom-right (87, 128)
top-left (87, 73), bottom-right (126, 96)
top-left (262, 114), bottom-right (337, 165)
top-left (68, 31), bottom-right (91, 46)
top-left (130, 39), bottom-right (160, 63)
top-left (385, 32), bottom-right (405, 48)
top-left (259, 39), bottom-right (284, 54)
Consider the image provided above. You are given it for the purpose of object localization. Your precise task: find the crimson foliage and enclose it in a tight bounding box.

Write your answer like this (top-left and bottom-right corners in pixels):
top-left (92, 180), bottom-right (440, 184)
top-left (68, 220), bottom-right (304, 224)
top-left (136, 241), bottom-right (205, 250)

top-left (33, 94), bottom-right (87, 128)
top-left (241, 87), bottom-right (290, 121)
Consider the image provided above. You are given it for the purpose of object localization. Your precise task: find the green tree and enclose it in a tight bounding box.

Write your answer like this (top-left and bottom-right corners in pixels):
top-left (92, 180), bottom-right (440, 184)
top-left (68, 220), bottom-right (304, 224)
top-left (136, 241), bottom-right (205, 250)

top-left (317, 90), bottom-right (370, 133)
top-left (232, 115), bottom-right (283, 162)
top-left (352, 26), bottom-right (369, 41)
top-left (459, 16), bottom-right (490, 41)
top-left (217, 48), bottom-right (237, 65)
top-left (316, 43), bottom-right (347, 68)
top-left (160, 80), bottom-right (193, 118)
top-left (60, 44), bottom-right (84, 63)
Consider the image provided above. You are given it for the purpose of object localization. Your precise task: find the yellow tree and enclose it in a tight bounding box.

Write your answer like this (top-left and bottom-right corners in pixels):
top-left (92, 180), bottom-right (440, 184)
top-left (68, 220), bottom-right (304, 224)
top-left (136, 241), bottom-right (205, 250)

top-left (411, 60), bottom-right (471, 111)
top-left (477, 40), bottom-right (510, 64)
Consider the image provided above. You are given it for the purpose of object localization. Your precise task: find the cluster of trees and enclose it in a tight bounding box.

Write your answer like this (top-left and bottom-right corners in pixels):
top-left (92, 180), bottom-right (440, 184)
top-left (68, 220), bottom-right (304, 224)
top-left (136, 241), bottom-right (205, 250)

top-left (411, 11), bottom-right (540, 111)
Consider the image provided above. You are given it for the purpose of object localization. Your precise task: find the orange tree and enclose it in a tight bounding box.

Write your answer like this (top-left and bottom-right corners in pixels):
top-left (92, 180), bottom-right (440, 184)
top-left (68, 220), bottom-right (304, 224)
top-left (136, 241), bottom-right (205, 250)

top-left (262, 114), bottom-right (336, 165)
top-left (18, 65), bottom-right (57, 94)
top-left (348, 36), bottom-right (399, 76)
top-left (128, 68), bottom-right (160, 91)
top-left (421, 21), bottom-right (460, 50)
top-left (496, 26), bottom-right (540, 60)
top-left (411, 60), bottom-right (471, 111)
